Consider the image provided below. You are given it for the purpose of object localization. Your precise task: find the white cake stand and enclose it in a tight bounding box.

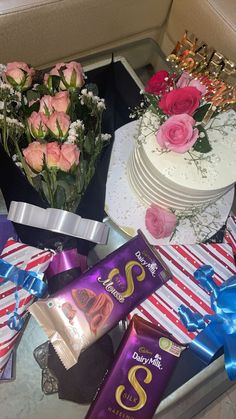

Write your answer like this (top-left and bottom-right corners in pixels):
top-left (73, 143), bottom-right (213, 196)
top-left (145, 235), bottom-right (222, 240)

top-left (105, 120), bottom-right (235, 245)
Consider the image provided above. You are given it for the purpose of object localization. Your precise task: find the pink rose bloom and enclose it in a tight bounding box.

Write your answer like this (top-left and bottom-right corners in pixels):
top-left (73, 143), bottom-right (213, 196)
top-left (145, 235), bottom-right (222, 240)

top-left (27, 112), bottom-right (48, 139)
top-left (23, 141), bottom-right (46, 172)
top-left (4, 61), bottom-right (35, 90)
top-left (46, 142), bottom-right (61, 168)
top-left (156, 114), bottom-right (199, 153)
top-left (45, 111), bottom-right (70, 138)
top-left (51, 91), bottom-right (70, 113)
top-left (159, 86), bottom-right (201, 116)
top-left (145, 204), bottom-right (177, 239)
top-left (39, 95), bottom-right (54, 115)
top-left (145, 70), bottom-right (170, 95)
top-left (44, 61), bottom-right (84, 90)
top-left (58, 143), bottom-right (80, 172)
top-left (176, 71), bottom-right (207, 96)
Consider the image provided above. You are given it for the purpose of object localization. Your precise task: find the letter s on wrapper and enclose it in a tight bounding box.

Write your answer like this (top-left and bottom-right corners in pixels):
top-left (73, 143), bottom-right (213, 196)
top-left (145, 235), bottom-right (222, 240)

top-left (29, 231), bottom-right (172, 369)
top-left (85, 315), bottom-right (185, 419)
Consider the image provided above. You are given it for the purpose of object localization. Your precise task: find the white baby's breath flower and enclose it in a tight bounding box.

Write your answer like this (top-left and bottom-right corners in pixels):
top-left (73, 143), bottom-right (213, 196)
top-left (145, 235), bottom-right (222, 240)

top-left (69, 127), bottom-right (77, 136)
top-left (65, 135), bottom-right (77, 144)
top-left (5, 116), bottom-right (24, 129)
top-left (75, 120), bottom-right (84, 129)
top-left (101, 133), bottom-right (111, 141)
top-left (0, 64), bottom-right (6, 75)
top-left (81, 88), bottom-right (88, 96)
top-left (97, 101), bottom-right (105, 110)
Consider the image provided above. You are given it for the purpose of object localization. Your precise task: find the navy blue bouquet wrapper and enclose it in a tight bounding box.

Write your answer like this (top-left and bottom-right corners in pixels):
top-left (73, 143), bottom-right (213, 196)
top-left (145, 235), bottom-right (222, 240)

top-left (0, 60), bottom-right (140, 258)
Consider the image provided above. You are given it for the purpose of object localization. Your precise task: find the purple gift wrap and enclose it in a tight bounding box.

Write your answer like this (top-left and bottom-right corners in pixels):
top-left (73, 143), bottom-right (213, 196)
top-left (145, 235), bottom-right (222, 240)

top-left (29, 231), bottom-right (172, 369)
top-left (86, 315), bottom-right (184, 419)
top-left (0, 351), bottom-right (15, 381)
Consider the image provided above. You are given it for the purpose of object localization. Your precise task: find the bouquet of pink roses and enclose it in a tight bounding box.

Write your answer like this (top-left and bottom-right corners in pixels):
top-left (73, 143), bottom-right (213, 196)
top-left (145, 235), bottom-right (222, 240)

top-left (0, 61), bottom-right (110, 212)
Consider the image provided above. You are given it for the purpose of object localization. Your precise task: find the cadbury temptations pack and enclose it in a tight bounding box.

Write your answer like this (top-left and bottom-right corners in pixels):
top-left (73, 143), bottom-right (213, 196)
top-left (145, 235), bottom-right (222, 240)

top-left (86, 315), bottom-right (184, 419)
top-left (85, 315), bottom-right (184, 419)
top-left (29, 231), bottom-right (172, 369)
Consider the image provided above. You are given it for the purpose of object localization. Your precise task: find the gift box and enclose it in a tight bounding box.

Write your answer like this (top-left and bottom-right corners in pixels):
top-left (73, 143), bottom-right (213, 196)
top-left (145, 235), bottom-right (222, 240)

top-left (0, 238), bottom-right (52, 370)
top-left (129, 242), bottom-right (236, 343)
top-left (224, 214), bottom-right (236, 255)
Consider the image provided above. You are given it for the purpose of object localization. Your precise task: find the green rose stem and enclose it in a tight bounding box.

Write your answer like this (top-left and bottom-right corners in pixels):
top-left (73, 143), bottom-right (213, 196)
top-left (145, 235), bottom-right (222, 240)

top-left (14, 140), bottom-right (33, 185)
top-left (21, 96), bottom-right (32, 144)
top-left (69, 90), bottom-right (78, 121)
top-left (42, 168), bottom-right (56, 208)
top-left (3, 99), bottom-right (9, 155)
top-left (85, 111), bottom-right (103, 188)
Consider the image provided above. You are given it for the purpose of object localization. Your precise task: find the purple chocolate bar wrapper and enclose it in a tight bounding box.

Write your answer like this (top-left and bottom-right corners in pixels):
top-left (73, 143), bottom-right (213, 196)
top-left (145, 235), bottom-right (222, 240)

top-left (86, 315), bottom-right (184, 419)
top-left (29, 231), bottom-right (172, 369)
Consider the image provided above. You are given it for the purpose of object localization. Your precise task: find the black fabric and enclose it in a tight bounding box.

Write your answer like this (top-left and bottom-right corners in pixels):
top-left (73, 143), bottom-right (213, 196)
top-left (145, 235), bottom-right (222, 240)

top-left (48, 267), bottom-right (83, 295)
top-left (48, 334), bottom-right (114, 404)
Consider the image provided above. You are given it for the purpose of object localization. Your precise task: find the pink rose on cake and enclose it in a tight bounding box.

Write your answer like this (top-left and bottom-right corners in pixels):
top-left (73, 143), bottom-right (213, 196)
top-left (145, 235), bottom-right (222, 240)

top-left (145, 204), bottom-right (177, 239)
top-left (176, 71), bottom-right (207, 96)
top-left (159, 86), bottom-right (201, 116)
top-left (156, 114), bottom-right (199, 153)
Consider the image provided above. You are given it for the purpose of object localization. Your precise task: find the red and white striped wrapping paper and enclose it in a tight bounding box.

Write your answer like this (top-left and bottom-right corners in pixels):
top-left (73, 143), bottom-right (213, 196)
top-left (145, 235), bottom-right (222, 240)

top-left (0, 238), bottom-right (52, 370)
top-left (129, 243), bottom-right (236, 344)
top-left (224, 215), bottom-right (236, 254)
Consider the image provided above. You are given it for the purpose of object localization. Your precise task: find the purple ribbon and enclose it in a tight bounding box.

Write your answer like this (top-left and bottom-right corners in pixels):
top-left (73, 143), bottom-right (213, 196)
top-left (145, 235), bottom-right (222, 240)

top-left (46, 249), bottom-right (87, 280)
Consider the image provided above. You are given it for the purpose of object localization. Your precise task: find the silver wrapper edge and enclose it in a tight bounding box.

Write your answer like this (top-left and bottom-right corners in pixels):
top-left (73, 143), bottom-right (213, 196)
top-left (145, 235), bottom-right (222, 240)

top-left (8, 201), bottom-right (109, 244)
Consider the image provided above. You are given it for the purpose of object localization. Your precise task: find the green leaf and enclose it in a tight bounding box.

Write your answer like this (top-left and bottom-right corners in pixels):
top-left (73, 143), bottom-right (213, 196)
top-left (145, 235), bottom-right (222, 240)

top-left (55, 184), bottom-right (66, 208)
top-left (24, 101), bottom-right (40, 117)
top-left (36, 84), bottom-right (50, 96)
top-left (32, 175), bottom-right (42, 192)
top-left (26, 90), bottom-right (40, 103)
top-left (83, 133), bottom-right (94, 154)
top-left (41, 180), bottom-right (51, 205)
top-left (193, 103), bottom-right (211, 122)
top-left (51, 75), bottom-right (61, 91)
top-left (56, 171), bottom-right (75, 184)
top-left (193, 125), bottom-right (212, 153)
top-left (143, 92), bottom-right (159, 109)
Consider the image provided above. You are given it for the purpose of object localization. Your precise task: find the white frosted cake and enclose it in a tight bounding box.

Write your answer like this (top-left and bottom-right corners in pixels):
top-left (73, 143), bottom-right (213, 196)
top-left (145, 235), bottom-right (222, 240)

top-left (127, 109), bottom-right (236, 212)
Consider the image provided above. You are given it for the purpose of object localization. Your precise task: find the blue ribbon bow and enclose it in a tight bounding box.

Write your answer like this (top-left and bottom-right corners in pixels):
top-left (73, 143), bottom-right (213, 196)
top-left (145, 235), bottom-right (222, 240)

top-left (0, 259), bottom-right (47, 331)
top-left (178, 265), bottom-right (236, 380)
